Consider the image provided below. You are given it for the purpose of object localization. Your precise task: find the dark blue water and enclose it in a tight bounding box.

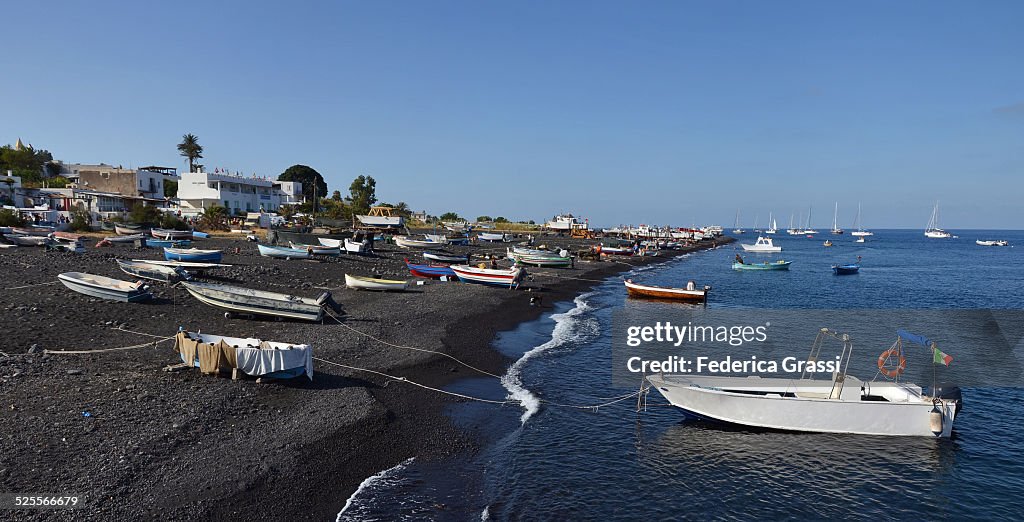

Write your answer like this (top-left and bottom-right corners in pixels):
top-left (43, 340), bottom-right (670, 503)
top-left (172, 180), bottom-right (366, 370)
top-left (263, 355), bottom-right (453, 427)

top-left (338, 230), bottom-right (1024, 520)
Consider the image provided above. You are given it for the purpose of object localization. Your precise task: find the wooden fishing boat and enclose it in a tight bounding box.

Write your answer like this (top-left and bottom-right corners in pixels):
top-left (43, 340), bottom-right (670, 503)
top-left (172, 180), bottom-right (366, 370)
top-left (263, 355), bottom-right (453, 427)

top-left (732, 260), bottom-right (792, 271)
top-left (289, 242), bottom-right (341, 256)
top-left (823, 240), bottom-right (833, 247)
top-left (45, 238), bottom-right (85, 253)
top-left (57, 272), bottom-right (152, 302)
top-left (117, 260), bottom-right (190, 282)
top-left (624, 278), bottom-right (709, 302)
top-left (175, 331), bottom-right (313, 380)
top-left (104, 233), bottom-right (146, 243)
top-left (147, 238), bottom-right (191, 248)
top-left (257, 243), bottom-right (311, 259)
top-left (832, 263), bottom-right (860, 275)
top-left (404, 258), bottom-right (456, 278)
top-left (132, 259), bottom-right (230, 271)
top-left (423, 250), bottom-right (469, 264)
top-left (450, 264), bottom-right (524, 288)
top-left (151, 228), bottom-right (193, 240)
top-left (164, 247), bottom-right (223, 263)
top-left (477, 232), bottom-right (508, 242)
top-left (52, 231), bottom-right (86, 241)
top-left (394, 235), bottom-right (446, 248)
top-left (506, 247), bottom-right (573, 267)
top-left (180, 281), bottom-right (330, 321)
top-left (12, 226), bottom-right (52, 236)
top-left (115, 224), bottom-right (144, 235)
top-left (7, 235), bottom-right (48, 246)
top-left (599, 246), bottom-right (634, 256)
top-left (344, 273), bottom-right (410, 291)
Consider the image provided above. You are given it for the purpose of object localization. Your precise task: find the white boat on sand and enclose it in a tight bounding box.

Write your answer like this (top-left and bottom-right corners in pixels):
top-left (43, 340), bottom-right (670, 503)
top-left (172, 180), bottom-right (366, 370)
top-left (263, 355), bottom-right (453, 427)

top-left (344, 274), bottom-right (410, 291)
top-left (647, 328), bottom-right (962, 437)
top-left (58, 272), bottom-right (152, 302)
top-left (117, 260), bottom-right (190, 282)
top-left (740, 236), bottom-right (782, 252)
top-left (180, 281), bottom-right (332, 321)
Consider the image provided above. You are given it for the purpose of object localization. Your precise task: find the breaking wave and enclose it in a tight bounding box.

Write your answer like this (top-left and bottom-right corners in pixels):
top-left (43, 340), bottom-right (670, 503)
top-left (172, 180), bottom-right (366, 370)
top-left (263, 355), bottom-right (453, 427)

top-left (336, 458), bottom-right (415, 521)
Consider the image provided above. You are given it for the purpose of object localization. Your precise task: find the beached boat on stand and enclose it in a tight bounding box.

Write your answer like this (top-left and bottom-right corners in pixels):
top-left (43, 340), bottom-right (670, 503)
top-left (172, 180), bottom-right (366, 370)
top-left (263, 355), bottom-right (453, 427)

top-left (180, 281), bottom-right (331, 321)
top-left (450, 264), bottom-right (524, 288)
top-left (257, 243), bottom-right (312, 259)
top-left (624, 279), bottom-right (709, 302)
top-left (58, 272), bottom-right (152, 302)
top-left (344, 274), bottom-right (410, 291)
top-left (647, 328), bottom-right (962, 437)
top-left (117, 260), bottom-right (191, 282)
top-left (477, 232), bottom-right (508, 243)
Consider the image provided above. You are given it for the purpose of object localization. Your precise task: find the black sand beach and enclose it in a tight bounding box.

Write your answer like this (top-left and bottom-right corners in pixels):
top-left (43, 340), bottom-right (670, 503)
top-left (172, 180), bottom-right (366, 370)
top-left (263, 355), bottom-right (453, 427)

top-left (0, 234), bottom-right (728, 520)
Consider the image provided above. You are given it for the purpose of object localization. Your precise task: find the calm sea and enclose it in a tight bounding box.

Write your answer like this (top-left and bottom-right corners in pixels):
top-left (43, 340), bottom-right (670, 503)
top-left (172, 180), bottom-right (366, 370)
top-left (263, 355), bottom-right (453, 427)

top-left (338, 230), bottom-right (1024, 520)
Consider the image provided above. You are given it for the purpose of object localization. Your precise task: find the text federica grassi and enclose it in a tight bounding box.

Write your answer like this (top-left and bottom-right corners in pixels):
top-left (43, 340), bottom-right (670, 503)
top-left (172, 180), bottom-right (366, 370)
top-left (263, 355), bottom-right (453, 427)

top-left (625, 321), bottom-right (769, 348)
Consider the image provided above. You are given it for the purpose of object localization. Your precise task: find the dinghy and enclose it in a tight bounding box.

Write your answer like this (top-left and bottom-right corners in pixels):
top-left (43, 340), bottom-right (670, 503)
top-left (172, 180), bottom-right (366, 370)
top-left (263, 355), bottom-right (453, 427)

top-left (151, 228), bottom-right (193, 240)
top-left (394, 235), bottom-right (446, 248)
top-left (105, 233), bottom-right (146, 243)
top-left (624, 278), bottom-right (709, 302)
top-left (316, 237), bottom-right (343, 248)
top-left (289, 242), bottom-right (341, 256)
top-left (174, 331), bottom-right (313, 380)
top-left (506, 247), bottom-right (573, 267)
top-left (180, 281), bottom-right (331, 321)
top-left (148, 239), bottom-right (191, 248)
top-left (164, 247), bottom-right (223, 263)
top-left (12, 226), bottom-right (52, 236)
top-left (45, 238), bottom-right (85, 253)
top-left (404, 259), bottom-right (457, 278)
top-left (52, 231), bottom-right (86, 241)
top-left (117, 260), bottom-right (190, 282)
top-left (115, 224), bottom-right (144, 235)
top-left (450, 264), bottom-right (524, 288)
top-left (344, 238), bottom-right (368, 254)
top-left (477, 232), bottom-right (508, 242)
top-left (8, 235), bottom-right (48, 246)
top-left (832, 263), bottom-right (860, 275)
top-left (132, 259), bottom-right (230, 271)
top-left (423, 250), bottom-right (469, 264)
top-left (257, 243), bottom-right (311, 259)
top-left (976, 239), bottom-right (1009, 247)
top-left (344, 274), bottom-right (410, 291)
top-left (58, 272), bottom-right (152, 302)
top-left (732, 259), bottom-right (791, 271)
top-left (599, 246), bottom-right (634, 256)
top-left (648, 328), bottom-right (962, 437)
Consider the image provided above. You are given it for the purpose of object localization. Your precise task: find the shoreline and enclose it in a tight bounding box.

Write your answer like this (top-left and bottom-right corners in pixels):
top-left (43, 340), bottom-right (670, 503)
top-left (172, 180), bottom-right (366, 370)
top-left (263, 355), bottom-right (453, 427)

top-left (0, 234), bottom-right (730, 520)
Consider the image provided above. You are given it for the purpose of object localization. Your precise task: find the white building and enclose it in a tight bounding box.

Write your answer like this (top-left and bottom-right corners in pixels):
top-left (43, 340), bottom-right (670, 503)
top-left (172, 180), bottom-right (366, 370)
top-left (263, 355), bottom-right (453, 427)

top-left (176, 170), bottom-right (303, 216)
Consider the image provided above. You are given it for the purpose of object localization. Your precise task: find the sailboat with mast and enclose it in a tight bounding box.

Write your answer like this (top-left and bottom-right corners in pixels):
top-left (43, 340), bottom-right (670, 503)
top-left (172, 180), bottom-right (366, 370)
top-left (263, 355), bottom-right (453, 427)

top-left (732, 209), bottom-right (745, 234)
top-left (765, 212), bottom-right (777, 234)
top-left (924, 201), bottom-right (952, 238)
top-left (786, 213), bottom-right (801, 235)
top-left (799, 206), bottom-right (818, 235)
top-left (851, 203), bottom-right (873, 237)
top-left (831, 202), bottom-right (844, 234)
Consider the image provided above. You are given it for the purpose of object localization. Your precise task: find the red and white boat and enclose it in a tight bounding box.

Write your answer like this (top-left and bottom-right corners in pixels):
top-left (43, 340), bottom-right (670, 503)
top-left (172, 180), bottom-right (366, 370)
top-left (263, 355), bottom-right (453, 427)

top-left (450, 265), bottom-right (524, 288)
top-left (624, 279), bottom-right (709, 302)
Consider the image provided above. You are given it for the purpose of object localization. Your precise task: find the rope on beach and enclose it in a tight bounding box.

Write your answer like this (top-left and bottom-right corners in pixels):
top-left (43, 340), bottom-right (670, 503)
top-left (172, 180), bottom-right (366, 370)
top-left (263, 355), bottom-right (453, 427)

top-left (313, 357), bottom-right (517, 405)
top-left (43, 336), bottom-right (174, 355)
top-left (326, 309), bottom-right (504, 379)
top-left (4, 281), bottom-right (59, 291)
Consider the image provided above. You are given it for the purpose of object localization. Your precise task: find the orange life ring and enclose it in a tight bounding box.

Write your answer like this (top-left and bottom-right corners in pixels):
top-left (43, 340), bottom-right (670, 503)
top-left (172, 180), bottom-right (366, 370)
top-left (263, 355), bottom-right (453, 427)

top-left (877, 348), bottom-right (906, 378)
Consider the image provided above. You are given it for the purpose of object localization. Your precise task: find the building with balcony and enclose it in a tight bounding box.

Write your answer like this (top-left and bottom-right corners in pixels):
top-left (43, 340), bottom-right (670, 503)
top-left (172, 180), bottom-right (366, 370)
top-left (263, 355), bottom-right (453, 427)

top-left (176, 170), bottom-right (303, 216)
top-left (62, 163), bottom-right (171, 199)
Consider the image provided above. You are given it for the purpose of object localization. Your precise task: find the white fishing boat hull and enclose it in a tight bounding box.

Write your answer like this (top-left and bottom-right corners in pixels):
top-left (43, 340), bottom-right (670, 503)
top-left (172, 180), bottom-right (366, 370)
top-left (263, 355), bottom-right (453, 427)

top-left (289, 242), bottom-right (341, 255)
top-left (180, 281), bottom-right (327, 321)
top-left (976, 240), bottom-right (1008, 246)
top-left (105, 234), bottom-right (146, 243)
top-left (8, 235), bottom-right (48, 246)
top-left (394, 236), bottom-right (445, 248)
top-left (344, 274), bottom-right (409, 291)
top-left (740, 236), bottom-right (782, 252)
top-left (356, 215), bottom-right (404, 227)
top-left (851, 231), bottom-right (873, 237)
top-left (58, 272), bottom-right (152, 302)
top-left (114, 225), bottom-right (144, 235)
top-left (925, 230), bottom-right (952, 238)
top-left (257, 244), bottom-right (312, 259)
top-left (317, 237), bottom-right (342, 248)
top-left (344, 238), bottom-right (367, 253)
top-left (477, 232), bottom-right (508, 242)
top-left (648, 374), bottom-right (957, 437)
top-left (117, 260), bottom-right (190, 282)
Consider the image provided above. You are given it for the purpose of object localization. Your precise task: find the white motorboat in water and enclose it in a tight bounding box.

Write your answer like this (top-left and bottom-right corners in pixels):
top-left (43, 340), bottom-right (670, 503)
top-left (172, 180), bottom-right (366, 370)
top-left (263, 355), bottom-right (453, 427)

top-left (740, 236), bottom-right (782, 252)
top-left (647, 328), bottom-right (962, 437)
top-left (976, 239), bottom-right (1008, 247)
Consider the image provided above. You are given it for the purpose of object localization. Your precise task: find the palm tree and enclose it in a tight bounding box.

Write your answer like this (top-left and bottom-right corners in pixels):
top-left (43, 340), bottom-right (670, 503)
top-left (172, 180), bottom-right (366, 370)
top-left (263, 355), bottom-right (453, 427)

top-left (177, 134), bottom-right (204, 173)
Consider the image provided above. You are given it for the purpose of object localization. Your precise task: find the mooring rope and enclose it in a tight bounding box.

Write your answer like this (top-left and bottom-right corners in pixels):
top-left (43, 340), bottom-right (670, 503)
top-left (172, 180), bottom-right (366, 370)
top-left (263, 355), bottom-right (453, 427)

top-left (43, 337), bottom-right (173, 355)
top-left (4, 281), bottom-right (59, 291)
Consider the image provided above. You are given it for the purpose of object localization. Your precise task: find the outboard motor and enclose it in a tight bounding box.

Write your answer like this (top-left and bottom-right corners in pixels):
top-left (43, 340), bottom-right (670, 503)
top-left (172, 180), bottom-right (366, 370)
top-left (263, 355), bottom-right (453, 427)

top-left (925, 384), bottom-right (963, 417)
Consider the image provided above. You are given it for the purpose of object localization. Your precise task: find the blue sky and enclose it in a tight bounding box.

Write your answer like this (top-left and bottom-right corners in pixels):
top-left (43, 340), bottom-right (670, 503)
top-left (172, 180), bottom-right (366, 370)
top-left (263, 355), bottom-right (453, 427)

top-left (2, 1), bottom-right (1021, 228)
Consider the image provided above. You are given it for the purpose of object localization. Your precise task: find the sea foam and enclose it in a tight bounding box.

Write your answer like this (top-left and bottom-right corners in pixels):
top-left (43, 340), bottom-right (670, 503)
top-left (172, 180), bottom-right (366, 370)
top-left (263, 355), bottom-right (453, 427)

top-left (336, 457), bottom-right (415, 521)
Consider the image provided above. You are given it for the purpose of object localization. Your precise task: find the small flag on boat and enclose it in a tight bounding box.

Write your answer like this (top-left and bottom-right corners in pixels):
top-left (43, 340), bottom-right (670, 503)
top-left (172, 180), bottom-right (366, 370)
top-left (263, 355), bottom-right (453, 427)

top-left (932, 344), bottom-right (953, 366)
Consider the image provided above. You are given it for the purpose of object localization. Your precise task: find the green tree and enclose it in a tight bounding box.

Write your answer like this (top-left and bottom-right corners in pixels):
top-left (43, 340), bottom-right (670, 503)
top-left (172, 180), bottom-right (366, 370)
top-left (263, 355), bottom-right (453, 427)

top-left (199, 204), bottom-right (229, 231)
top-left (347, 175), bottom-right (376, 215)
top-left (279, 165), bottom-right (327, 213)
top-left (278, 205), bottom-right (297, 221)
top-left (0, 143), bottom-right (54, 184)
top-left (494, 216), bottom-right (509, 223)
top-left (476, 215), bottom-right (492, 222)
top-left (0, 209), bottom-right (24, 227)
top-left (378, 201), bottom-right (411, 218)
top-left (321, 198), bottom-right (351, 220)
top-left (439, 212), bottom-right (460, 222)
top-left (177, 134), bottom-right (203, 173)
top-left (46, 176), bottom-right (68, 188)
top-left (128, 203), bottom-right (162, 225)
top-left (69, 209), bottom-right (92, 232)
top-left (331, 190), bottom-right (342, 201)
top-left (164, 179), bottom-right (178, 198)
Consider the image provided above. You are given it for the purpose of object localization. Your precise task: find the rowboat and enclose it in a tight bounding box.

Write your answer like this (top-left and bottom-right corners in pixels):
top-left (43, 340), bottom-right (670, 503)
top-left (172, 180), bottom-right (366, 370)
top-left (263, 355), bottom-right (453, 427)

top-left (45, 238), bottom-right (85, 253)
top-left (404, 258), bottom-right (456, 278)
top-left (477, 232), bottom-right (508, 242)
top-left (104, 233), bottom-right (146, 243)
top-left (423, 250), bottom-right (469, 264)
top-left (394, 236), bottom-right (446, 248)
top-left (114, 224), bottom-right (144, 235)
top-left (316, 237), bottom-right (343, 248)
top-left (57, 272), bottom-right (152, 302)
top-left (52, 231), bottom-right (86, 241)
top-left (289, 242), bottom-right (341, 256)
top-left (117, 260), bottom-right (190, 282)
top-left (732, 260), bottom-right (791, 271)
top-left (624, 278), bottom-right (709, 302)
top-left (823, 240), bottom-right (833, 247)
top-left (151, 228), bottom-right (193, 240)
top-left (450, 264), bottom-right (524, 288)
top-left (855, 237), bottom-right (865, 244)
top-left (599, 246), bottom-right (634, 256)
top-left (740, 236), bottom-right (781, 252)
top-left (147, 239), bottom-right (191, 248)
top-left (131, 259), bottom-right (230, 271)
top-left (648, 329), bottom-right (962, 437)
top-left (832, 263), bottom-right (860, 275)
top-left (7, 235), bottom-right (48, 246)
top-left (164, 247), bottom-right (223, 263)
top-left (12, 227), bottom-right (52, 236)
top-left (506, 247), bottom-right (573, 267)
top-left (180, 281), bottom-right (331, 321)
top-left (344, 238), bottom-right (367, 254)
top-left (976, 240), bottom-right (1009, 247)
top-left (445, 236), bottom-right (470, 246)
top-left (175, 331), bottom-right (313, 380)
top-left (257, 243), bottom-right (311, 259)
top-left (345, 273), bottom-right (410, 291)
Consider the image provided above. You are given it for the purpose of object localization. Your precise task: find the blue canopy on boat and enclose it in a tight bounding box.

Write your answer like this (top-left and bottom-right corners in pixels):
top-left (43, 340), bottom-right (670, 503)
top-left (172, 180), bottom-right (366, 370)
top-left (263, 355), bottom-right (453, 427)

top-left (897, 329), bottom-right (933, 347)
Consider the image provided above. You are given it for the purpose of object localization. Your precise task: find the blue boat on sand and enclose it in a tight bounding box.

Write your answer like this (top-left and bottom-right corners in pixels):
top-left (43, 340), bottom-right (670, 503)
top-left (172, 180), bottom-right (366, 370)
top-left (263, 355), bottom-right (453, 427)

top-left (148, 239), bottom-right (191, 248)
top-left (164, 247), bottom-right (223, 263)
top-left (405, 258), bottom-right (457, 278)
